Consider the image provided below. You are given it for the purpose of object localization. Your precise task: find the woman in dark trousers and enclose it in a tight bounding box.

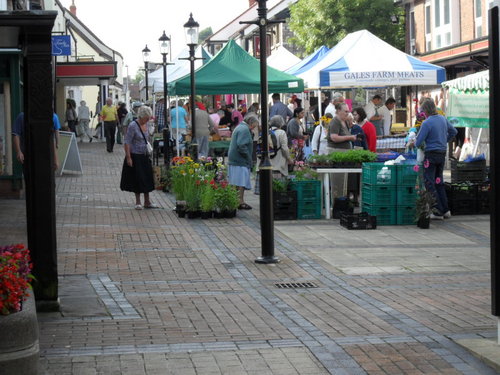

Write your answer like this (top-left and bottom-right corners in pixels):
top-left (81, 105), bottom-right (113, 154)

top-left (120, 106), bottom-right (157, 210)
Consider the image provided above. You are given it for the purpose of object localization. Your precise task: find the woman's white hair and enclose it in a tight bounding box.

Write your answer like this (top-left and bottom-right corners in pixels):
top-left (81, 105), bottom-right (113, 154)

top-left (269, 115), bottom-right (285, 128)
top-left (137, 105), bottom-right (152, 119)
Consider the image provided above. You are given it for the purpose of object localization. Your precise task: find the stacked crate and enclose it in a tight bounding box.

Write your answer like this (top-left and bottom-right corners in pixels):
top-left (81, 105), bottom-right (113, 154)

top-left (451, 159), bottom-right (486, 183)
top-left (290, 180), bottom-right (322, 219)
top-left (445, 182), bottom-right (490, 215)
top-left (361, 163), bottom-right (398, 225)
top-left (273, 190), bottom-right (297, 220)
top-left (395, 164), bottom-right (419, 225)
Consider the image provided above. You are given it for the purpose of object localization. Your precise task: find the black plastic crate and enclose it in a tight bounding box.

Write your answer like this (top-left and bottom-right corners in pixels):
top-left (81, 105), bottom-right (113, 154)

top-left (340, 212), bottom-right (377, 230)
top-left (477, 183), bottom-right (491, 214)
top-left (445, 182), bottom-right (477, 201)
top-left (273, 191), bottom-right (297, 220)
top-left (449, 199), bottom-right (476, 215)
top-left (450, 159), bottom-right (486, 183)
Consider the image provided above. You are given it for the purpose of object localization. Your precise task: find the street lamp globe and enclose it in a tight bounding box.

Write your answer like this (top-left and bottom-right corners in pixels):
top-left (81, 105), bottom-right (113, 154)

top-left (183, 13), bottom-right (199, 46)
top-left (159, 31), bottom-right (170, 55)
top-left (142, 44), bottom-right (151, 63)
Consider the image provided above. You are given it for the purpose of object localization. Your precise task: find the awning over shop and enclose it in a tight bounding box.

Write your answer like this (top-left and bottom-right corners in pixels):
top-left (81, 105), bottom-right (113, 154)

top-left (55, 61), bottom-right (117, 86)
top-left (442, 70), bottom-right (489, 128)
top-left (168, 40), bottom-right (304, 95)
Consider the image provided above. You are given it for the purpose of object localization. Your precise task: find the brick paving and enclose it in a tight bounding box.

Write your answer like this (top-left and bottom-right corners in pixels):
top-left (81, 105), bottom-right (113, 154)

top-left (0, 141), bottom-right (498, 374)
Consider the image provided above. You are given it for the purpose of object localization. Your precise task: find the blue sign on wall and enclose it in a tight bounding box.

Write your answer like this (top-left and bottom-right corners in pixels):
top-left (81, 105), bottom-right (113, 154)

top-left (51, 35), bottom-right (71, 56)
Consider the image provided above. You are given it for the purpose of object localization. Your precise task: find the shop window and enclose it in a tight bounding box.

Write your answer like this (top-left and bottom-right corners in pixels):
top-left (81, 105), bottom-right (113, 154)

top-left (434, 0), bottom-right (452, 49)
top-left (475, 0), bottom-right (482, 37)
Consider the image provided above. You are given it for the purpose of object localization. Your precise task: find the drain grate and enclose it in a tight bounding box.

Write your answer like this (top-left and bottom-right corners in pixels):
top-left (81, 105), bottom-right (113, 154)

top-left (275, 282), bottom-right (318, 289)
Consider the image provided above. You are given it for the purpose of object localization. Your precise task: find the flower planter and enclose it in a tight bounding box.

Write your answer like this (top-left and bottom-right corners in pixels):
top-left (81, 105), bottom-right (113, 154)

top-left (417, 216), bottom-right (430, 229)
top-left (0, 292), bottom-right (39, 375)
top-left (222, 209), bottom-right (237, 218)
top-left (200, 211), bottom-right (213, 219)
top-left (186, 210), bottom-right (201, 219)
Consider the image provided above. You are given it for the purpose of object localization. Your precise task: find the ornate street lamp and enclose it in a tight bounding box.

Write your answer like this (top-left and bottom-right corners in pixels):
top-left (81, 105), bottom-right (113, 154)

top-left (142, 44), bottom-right (151, 102)
top-left (184, 13), bottom-right (199, 160)
top-left (159, 31), bottom-right (172, 166)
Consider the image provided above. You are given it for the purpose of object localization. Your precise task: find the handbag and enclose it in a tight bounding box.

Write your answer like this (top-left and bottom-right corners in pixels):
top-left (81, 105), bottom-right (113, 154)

top-left (136, 121), bottom-right (153, 156)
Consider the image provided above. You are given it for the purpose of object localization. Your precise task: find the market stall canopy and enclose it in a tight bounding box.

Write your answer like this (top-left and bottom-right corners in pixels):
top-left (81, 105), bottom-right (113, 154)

top-left (150, 46), bottom-right (212, 94)
top-left (168, 39), bottom-right (304, 95)
top-left (298, 30), bottom-right (445, 89)
top-left (442, 70), bottom-right (489, 128)
top-left (267, 45), bottom-right (301, 72)
top-left (285, 45), bottom-right (329, 76)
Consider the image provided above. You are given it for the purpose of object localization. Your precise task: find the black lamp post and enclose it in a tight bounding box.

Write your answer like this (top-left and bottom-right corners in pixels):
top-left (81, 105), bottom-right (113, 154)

top-left (159, 31), bottom-right (172, 166)
top-left (184, 13), bottom-right (199, 160)
top-left (240, 0), bottom-right (279, 264)
top-left (142, 44), bottom-right (151, 102)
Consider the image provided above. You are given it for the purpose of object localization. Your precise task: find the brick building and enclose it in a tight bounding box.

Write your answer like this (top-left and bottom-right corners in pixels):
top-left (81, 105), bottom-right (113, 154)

top-left (397, 0), bottom-right (489, 79)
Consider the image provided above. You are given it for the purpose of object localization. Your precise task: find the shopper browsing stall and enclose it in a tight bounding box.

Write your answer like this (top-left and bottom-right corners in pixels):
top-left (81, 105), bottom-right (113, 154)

top-left (415, 98), bottom-right (457, 220)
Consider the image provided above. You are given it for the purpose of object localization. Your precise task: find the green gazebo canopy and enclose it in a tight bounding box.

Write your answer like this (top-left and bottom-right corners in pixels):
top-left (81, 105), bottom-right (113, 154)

top-left (168, 40), bottom-right (304, 95)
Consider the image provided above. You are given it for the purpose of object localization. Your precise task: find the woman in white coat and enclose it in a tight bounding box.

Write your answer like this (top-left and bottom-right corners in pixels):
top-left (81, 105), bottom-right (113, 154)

top-left (268, 115), bottom-right (293, 178)
top-left (311, 113), bottom-right (332, 155)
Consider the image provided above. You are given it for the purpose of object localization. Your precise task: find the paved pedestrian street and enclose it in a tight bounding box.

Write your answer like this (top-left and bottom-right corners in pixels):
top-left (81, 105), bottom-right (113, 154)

top-left (1, 142), bottom-right (498, 375)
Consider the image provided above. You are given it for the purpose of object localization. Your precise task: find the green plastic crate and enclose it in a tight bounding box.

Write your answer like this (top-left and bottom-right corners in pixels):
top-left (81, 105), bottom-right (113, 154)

top-left (362, 184), bottom-right (397, 206)
top-left (297, 199), bottom-right (321, 219)
top-left (361, 203), bottom-right (397, 225)
top-left (396, 164), bottom-right (419, 186)
top-left (396, 205), bottom-right (416, 225)
top-left (290, 180), bottom-right (321, 201)
top-left (362, 163), bottom-right (397, 186)
top-left (396, 186), bottom-right (417, 205)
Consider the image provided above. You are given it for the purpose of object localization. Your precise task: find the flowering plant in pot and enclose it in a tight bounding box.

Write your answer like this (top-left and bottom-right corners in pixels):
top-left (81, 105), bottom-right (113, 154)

top-left (413, 163), bottom-right (436, 229)
top-left (214, 181), bottom-right (239, 218)
top-left (0, 244), bottom-right (33, 315)
top-left (200, 178), bottom-right (216, 219)
top-left (0, 244), bottom-right (40, 375)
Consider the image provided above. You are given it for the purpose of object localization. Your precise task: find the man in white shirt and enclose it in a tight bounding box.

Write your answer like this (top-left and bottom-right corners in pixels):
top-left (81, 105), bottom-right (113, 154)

top-left (324, 92), bottom-right (345, 116)
top-left (378, 98), bottom-right (396, 136)
top-left (364, 95), bottom-right (383, 136)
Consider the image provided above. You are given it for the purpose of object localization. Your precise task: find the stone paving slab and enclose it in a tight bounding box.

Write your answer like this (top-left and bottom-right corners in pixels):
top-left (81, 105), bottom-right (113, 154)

top-left (1, 142), bottom-right (499, 374)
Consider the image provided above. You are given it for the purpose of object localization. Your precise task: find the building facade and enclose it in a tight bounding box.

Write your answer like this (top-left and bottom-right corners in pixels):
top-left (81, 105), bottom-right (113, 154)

top-left (399, 0), bottom-right (489, 78)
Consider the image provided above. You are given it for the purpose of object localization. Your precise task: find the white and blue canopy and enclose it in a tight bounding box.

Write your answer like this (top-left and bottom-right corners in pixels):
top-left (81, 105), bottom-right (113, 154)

top-left (318, 30), bottom-right (445, 88)
top-left (285, 45), bottom-right (330, 76)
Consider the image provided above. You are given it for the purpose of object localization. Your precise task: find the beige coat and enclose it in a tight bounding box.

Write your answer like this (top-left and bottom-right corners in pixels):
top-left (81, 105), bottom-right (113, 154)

top-left (269, 128), bottom-right (292, 176)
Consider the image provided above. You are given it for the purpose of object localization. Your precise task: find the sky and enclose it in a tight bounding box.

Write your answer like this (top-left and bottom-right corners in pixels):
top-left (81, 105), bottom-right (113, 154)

top-left (59, 0), bottom-right (251, 77)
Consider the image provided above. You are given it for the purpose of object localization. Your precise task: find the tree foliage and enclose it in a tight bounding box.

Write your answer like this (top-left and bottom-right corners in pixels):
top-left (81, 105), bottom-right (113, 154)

top-left (288, 0), bottom-right (405, 55)
top-left (198, 27), bottom-right (213, 44)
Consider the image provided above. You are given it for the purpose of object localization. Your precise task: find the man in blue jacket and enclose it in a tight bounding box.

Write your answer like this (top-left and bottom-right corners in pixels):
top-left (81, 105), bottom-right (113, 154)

top-left (416, 98), bottom-right (457, 219)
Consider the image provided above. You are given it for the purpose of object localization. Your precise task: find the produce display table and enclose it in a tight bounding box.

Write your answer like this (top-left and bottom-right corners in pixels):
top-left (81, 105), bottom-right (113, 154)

top-left (376, 137), bottom-right (406, 151)
top-left (314, 168), bottom-right (363, 219)
top-left (209, 140), bottom-right (231, 159)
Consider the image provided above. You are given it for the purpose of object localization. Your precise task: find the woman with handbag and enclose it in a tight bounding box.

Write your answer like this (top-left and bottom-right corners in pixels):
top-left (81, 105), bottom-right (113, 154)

top-left (120, 106), bottom-right (157, 210)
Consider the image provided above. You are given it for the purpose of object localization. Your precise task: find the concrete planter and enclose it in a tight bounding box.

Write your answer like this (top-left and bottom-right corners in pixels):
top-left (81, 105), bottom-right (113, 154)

top-left (0, 292), bottom-right (39, 375)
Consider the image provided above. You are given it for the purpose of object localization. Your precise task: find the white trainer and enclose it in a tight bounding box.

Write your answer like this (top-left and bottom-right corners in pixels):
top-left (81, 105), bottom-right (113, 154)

top-left (430, 213), bottom-right (444, 220)
top-left (443, 211), bottom-right (451, 218)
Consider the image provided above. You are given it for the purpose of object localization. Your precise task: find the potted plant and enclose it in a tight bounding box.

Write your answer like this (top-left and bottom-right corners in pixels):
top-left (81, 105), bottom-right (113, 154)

top-left (185, 180), bottom-right (201, 218)
top-left (200, 179), bottom-right (216, 219)
top-left (414, 165), bottom-right (435, 228)
top-left (0, 244), bottom-right (39, 375)
top-left (214, 182), bottom-right (239, 218)
top-left (272, 178), bottom-right (297, 220)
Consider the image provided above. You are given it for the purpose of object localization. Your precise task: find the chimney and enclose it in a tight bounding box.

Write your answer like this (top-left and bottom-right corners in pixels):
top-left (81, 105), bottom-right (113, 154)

top-left (249, 0), bottom-right (257, 7)
top-left (69, 0), bottom-right (76, 16)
